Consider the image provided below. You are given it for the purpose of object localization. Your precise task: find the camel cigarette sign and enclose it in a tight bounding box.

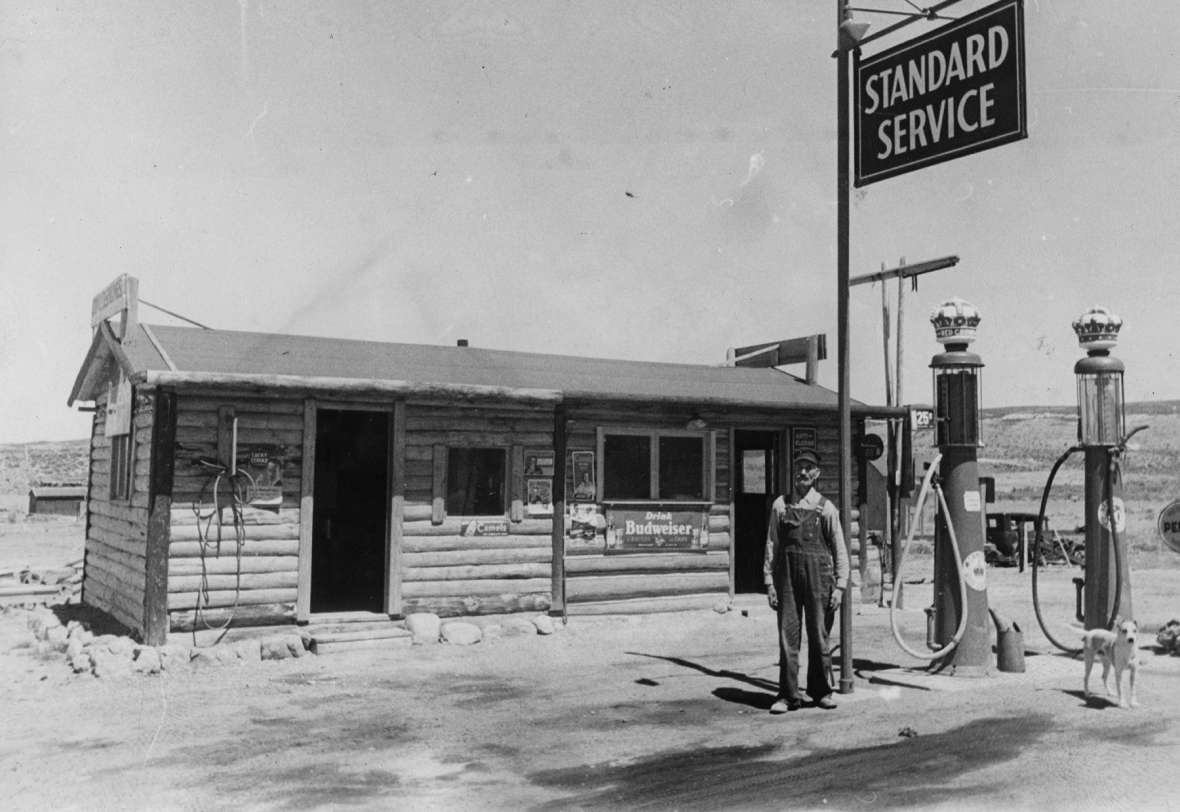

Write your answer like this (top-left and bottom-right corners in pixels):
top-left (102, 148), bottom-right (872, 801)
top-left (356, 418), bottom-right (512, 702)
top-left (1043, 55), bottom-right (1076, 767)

top-left (855, 0), bottom-right (1026, 186)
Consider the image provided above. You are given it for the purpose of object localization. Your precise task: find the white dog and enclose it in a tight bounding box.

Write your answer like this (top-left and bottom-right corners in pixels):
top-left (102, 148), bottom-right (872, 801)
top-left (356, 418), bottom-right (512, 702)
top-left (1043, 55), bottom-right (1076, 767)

top-left (1081, 619), bottom-right (1140, 708)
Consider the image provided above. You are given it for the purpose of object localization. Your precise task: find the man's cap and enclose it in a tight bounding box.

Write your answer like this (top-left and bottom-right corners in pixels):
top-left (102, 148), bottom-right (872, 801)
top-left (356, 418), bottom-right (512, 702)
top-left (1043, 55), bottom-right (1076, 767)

top-left (793, 449), bottom-right (821, 467)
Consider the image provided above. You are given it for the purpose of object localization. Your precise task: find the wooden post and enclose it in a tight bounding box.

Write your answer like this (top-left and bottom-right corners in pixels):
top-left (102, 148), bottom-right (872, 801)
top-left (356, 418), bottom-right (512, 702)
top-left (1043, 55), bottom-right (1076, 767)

top-left (296, 399), bottom-right (316, 622)
top-left (387, 400), bottom-right (406, 617)
top-left (431, 445), bottom-right (447, 525)
top-left (550, 406), bottom-right (567, 618)
top-left (143, 388), bottom-right (176, 645)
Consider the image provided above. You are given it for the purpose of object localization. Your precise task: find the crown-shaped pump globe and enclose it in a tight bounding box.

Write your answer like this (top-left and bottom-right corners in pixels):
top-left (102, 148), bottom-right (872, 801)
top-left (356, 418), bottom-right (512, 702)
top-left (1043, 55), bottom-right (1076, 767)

top-left (929, 297), bottom-right (982, 348)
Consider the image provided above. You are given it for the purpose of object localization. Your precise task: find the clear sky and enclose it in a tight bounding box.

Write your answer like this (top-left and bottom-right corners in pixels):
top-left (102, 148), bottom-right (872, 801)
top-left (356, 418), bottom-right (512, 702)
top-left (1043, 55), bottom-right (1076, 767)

top-left (2, 1), bottom-right (1176, 444)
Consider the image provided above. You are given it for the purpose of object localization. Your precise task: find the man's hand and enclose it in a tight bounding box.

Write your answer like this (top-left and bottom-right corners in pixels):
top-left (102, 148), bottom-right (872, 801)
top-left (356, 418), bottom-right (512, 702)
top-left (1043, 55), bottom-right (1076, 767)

top-left (828, 585), bottom-right (844, 611)
top-left (766, 584), bottom-right (778, 610)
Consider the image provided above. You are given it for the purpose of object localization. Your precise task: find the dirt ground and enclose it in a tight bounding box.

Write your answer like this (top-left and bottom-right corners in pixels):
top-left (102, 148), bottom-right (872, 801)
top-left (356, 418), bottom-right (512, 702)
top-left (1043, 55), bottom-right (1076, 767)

top-left (4, 518), bottom-right (1180, 811)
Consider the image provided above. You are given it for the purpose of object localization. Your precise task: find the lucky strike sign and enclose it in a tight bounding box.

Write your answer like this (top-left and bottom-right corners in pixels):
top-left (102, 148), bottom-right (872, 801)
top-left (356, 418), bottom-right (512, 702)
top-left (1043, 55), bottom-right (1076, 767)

top-left (855, 0), bottom-right (1026, 186)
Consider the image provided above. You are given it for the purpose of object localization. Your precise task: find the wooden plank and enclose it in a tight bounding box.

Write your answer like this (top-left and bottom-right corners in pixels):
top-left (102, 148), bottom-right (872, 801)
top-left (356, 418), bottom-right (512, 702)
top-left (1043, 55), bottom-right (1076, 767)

top-left (404, 518), bottom-right (553, 537)
top-left (400, 578), bottom-right (552, 598)
top-left (400, 594), bottom-right (551, 618)
top-left (565, 571), bottom-right (729, 602)
top-left (431, 444), bottom-right (446, 524)
top-left (168, 571), bottom-right (298, 592)
top-left (408, 430), bottom-right (554, 447)
top-left (388, 400), bottom-right (406, 616)
top-left (217, 405), bottom-right (235, 469)
top-left (170, 603), bottom-right (297, 633)
top-left (551, 406), bottom-right (567, 615)
top-left (564, 552), bottom-right (728, 574)
top-left (401, 534), bottom-right (552, 553)
top-left (170, 587), bottom-right (298, 610)
top-left (401, 563), bottom-right (552, 582)
top-left (82, 576), bottom-right (142, 634)
top-left (143, 388), bottom-right (176, 646)
top-left (566, 593), bottom-right (727, 616)
top-left (86, 551), bottom-right (146, 593)
top-left (180, 395), bottom-right (304, 416)
top-left (86, 538), bottom-right (146, 573)
top-left (169, 522), bottom-right (300, 542)
top-left (169, 554), bottom-right (297, 575)
top-left (169, 538), bottom-right (300, 558)
top-left (297, 398), bottom-right (316, 622)
top-left (170, 506), bottom-right (299, 526)
top-left (509, 444), bottom-right (524, 523)
top-left (402, 547), bottom-right (552, 567)
top-left (403, 503), bottom-right (433, 523)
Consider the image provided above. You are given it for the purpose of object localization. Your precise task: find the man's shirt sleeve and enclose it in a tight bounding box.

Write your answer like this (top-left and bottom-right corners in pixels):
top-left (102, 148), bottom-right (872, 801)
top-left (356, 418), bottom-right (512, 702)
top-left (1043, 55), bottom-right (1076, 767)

top-left (764, 498), bottom-right (782, 586)
top-left (821, 499), bottom-right (850, 590)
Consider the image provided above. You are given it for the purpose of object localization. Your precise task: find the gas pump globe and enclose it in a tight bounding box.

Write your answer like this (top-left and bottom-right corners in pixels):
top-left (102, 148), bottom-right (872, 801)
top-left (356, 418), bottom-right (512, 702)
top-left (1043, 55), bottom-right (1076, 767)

top-left (1073, 307), bottom-right (1125, 446)
top-left (929, 298), bottom-right (983, 447)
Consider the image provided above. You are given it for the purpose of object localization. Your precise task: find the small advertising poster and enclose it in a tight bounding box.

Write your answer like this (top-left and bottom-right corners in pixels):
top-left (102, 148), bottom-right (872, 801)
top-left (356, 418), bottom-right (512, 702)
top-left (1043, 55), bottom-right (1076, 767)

top-left (523, 449), bottom-right (555, 478)
top-left (461, 519), bottom-right (510, 537)
top-left (604, 506), bottom-right (708, 554)
top-left (565, 503), bottom-right (606, 554)
top-left (571, 451), bottom-right (596, 502)
top-left (234, 445), bottom-right (286, 513)
top-left (526, 478), bottom-right (553, 517)
top-left (791, 427), bottom-right (817, 456)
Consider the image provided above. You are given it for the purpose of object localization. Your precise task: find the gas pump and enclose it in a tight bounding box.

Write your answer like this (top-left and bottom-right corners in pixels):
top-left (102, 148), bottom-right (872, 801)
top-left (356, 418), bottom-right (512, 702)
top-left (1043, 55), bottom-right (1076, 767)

top-left (889, 298), bottom-right (991, 674)
top-left (1033, 307), bottom-right (1146, 651)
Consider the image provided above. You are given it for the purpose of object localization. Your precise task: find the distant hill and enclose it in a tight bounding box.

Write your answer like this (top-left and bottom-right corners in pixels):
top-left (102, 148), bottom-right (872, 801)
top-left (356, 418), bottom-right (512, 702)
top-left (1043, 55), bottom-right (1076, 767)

top-left (982, 400), bottom-right (1180, 419)
top-left (0, 439), bottom-right (90, 494)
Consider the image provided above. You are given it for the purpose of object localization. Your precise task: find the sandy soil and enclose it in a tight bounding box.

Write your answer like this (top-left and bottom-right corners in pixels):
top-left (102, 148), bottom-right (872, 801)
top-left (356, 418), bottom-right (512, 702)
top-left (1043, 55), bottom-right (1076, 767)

top-left (4, 519), bottom-right (1180, 810)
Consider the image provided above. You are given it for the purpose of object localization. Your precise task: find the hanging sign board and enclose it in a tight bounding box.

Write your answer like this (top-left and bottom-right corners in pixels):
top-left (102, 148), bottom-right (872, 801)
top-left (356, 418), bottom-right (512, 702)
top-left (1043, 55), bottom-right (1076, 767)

top-left (854, 0), bottom-right (1026, 186)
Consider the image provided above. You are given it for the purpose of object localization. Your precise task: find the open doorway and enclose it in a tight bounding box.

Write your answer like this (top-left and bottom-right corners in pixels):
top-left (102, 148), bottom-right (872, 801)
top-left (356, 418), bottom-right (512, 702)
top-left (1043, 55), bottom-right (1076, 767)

top-left (311, 409), bottom-right (389, 614)
top-left (733, 430), bottom-right (780, 594)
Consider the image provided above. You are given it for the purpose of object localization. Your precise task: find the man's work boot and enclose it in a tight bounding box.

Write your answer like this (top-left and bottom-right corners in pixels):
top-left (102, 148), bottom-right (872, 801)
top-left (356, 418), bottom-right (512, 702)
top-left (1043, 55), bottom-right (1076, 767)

top-left (769, 697), bottom-right (801, 714)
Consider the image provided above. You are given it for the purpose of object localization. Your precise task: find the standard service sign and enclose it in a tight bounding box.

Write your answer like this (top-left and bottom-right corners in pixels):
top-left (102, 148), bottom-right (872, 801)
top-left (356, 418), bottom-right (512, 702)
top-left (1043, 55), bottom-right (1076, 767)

top-left (855, 0), bottom-right (1026, 186)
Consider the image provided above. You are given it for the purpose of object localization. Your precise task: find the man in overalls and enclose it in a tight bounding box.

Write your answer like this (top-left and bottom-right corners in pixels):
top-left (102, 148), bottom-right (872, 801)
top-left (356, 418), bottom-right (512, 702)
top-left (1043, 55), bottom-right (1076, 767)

top-left (764, 449), bottom-right (849, 713)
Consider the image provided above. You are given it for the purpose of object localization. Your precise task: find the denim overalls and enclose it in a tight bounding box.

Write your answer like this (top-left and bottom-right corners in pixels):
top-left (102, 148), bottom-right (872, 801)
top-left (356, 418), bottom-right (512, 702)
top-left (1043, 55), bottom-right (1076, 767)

top-left (773, 499), bottom-right (836, 702)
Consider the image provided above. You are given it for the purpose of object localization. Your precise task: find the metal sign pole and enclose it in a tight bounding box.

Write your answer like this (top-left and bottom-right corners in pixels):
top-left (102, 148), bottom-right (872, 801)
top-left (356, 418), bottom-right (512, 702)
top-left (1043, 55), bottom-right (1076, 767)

top-left (836, 0), bottom-right (854, 695)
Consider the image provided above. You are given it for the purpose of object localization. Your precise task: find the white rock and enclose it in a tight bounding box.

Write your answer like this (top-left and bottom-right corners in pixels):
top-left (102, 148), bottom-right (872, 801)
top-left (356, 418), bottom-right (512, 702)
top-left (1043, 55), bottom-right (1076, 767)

top-left (502, 617), bottom-right (537, 637)
top-left (406, 613), bottom-right (441, 645)
top-left (260, 636), bottom-right (291, 661)
top-left (712, 599), bottom-right (732, 614)
top-left (441, 621), bottom-right (482, 646)
top-left (157, 644), bottom-right (191, 671)
top-left (532, 615), bottom-right (555, 635)
top-left (133, 647), bottom-right (162, 675)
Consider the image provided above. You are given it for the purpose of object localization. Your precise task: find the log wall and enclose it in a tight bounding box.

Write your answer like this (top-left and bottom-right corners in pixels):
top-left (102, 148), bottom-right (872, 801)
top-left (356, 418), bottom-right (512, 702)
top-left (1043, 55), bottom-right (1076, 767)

top-left (561, 406), bottom-right (733, 614)
top-left (166, 394), bottom-right (305, 632)
top-left (400, 402), bottom-right (557, 617)
top-left (82, 389), bottom-right (154, 635)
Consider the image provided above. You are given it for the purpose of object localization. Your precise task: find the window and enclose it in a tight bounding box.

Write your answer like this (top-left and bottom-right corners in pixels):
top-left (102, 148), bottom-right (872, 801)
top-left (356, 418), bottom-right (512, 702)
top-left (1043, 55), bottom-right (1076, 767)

top-left (105, 377), bottom-right (134, 501)
top-left (110, 435), bottom-right (133, 500)
top-left (600, 430), bottom-right (708, 502)
top-left (446, 448), bottom-right (506, 516)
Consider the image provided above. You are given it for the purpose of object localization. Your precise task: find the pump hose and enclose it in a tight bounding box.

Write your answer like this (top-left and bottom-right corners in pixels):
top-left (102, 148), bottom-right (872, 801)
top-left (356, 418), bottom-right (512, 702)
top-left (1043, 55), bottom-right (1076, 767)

top-left (1032, 444), bottom-right (1084, 654)
top-left (1032, 425), bottom-right (1147, 654)
top-left (889, 455), bottom-right (971, 662)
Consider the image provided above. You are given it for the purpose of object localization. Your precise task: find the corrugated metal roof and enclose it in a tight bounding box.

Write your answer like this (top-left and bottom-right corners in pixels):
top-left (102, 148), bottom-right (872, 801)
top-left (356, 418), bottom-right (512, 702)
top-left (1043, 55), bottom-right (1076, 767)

top-left (89, 323), bottom-right (869, 411)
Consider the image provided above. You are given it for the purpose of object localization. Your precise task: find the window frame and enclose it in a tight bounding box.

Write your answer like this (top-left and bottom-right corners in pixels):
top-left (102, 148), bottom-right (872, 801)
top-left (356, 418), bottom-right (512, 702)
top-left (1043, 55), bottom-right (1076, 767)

top-left (106, 387), bottom-right (135, 500)
top-left (443, 445), bottom-right (509, 518)
top-left (595, 427), bottom-right (713, 504)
